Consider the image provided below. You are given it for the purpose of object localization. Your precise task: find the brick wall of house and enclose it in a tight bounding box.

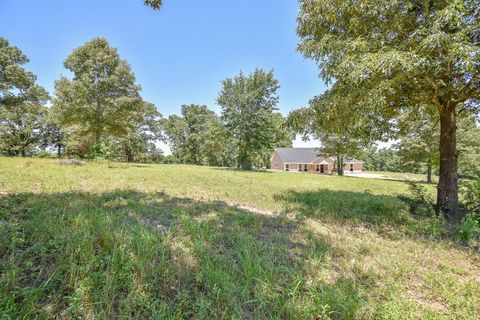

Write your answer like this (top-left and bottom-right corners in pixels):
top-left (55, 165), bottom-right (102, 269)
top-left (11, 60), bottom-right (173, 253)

top-left (271, 152), bottom-right (283, 170)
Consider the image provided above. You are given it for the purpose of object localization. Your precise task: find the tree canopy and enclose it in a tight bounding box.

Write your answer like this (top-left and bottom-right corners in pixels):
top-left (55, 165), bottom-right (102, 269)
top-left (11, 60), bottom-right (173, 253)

top-left (0, 37), bottom-right (49, 156)
top-left (162, 104), bottom-right (221, 165)
top-left (52, 37), bottom-right (147, 151)
top-left (217, 69), bottom-right (282, 170)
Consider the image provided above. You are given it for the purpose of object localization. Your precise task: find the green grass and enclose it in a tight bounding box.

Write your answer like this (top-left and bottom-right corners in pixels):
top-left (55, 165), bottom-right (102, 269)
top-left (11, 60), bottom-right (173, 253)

top-left (365, 171), bottom-right (438, 183)
top-left (1, 157), bottom-right (479, 319)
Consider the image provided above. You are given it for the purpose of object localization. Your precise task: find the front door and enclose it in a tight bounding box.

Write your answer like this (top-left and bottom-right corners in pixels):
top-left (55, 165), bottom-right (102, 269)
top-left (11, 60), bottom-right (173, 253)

top-left (320, 164), bottom-right (324, 173)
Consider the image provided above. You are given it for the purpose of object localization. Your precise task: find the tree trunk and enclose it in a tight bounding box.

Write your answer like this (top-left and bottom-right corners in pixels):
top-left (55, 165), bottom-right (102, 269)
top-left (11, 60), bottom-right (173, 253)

top-left (57, 144), bottom-right (62, 158)
top-left (426, 160), bottom-right (432, 184)
top-left (337, 155), bottom-right (344, 176)
top-left (240, 135), bottom-right (250, 170)
top-left (437, 105), bottom-right (460, 220)
top-left (125, 149), bottom-right (134, 162)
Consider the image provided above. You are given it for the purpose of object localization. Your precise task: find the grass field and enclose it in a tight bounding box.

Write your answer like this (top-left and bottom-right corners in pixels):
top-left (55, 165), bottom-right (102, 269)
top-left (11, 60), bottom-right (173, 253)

top-left (1, 158), bottom-right (479, 319)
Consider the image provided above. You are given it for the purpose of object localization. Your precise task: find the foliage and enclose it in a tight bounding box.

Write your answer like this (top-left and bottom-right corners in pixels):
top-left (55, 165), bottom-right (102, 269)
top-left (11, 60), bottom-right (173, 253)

top-left (39, 122), bottom-right (67, 157)
top-left (217, 69), bottom-right (282, 170)
top-left (395, 105), bottom-right (439, 182)
top-left (296, 0), bottom-right (480, 218)
top-left (86, 142), bottom-right (111, 160)
top-left (461, 178), bottom-right (480, 221)
top-left (396, 108), bottom-right (480, 182)
top-left (362, 147), bottom-right (402, 172)
top-left (162, 104), bottom-right (223, 165)
top-left (457, 114), bottom-right (480, 177)
top-left (144, 0), bottom-right (162, 9)
top-left (52, 37), bottom-right (146, 146)
top-left (403, 180), bottom-right (436, 217)
top-left (112, 101), bottom-right (163, 162)
top-left (0, 37), bottom-right (49, 156)
top-left (454, 215), bottom-right (480, 244)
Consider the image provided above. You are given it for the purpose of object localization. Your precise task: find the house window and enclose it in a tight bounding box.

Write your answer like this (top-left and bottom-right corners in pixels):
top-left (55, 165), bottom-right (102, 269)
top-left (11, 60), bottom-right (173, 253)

top-left (304, 164), bottom-right (308, 172)
top-left (350, 163), bottom-right (354, 172)
top-left (316, 164), bottom-right (320, 172)
top-left (285, 164), bottom-right (289, 171)
top-left (298, 164), bottom-right (302, 171)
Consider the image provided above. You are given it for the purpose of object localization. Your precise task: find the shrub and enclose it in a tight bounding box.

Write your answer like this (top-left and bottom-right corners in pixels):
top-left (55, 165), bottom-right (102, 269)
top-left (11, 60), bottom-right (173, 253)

top-left (460, 178), bottom-right (480, 221)
top-left (454, 214), bottom-right (480, 244)
top-left (86, 142), bottom-right (111, 160)
top-left (36, 151), bottom-right (53, 158)
top-left (401, 180), bottom-right (436, 217)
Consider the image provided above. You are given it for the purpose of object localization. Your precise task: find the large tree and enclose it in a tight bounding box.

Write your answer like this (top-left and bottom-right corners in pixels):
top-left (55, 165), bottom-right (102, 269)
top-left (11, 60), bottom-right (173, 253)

top-left (0, 37), bottom-right (49, 156)
top-left (258, 112), bottom-right (294, 168)
top-left (52, 37), bottom-right (145, 148)
top-left (217, 69), bottom-right (281, 170)
top-left (162, 104), bottom-right (219, 164)
top-left (297, 0), bottom-right (480, 219)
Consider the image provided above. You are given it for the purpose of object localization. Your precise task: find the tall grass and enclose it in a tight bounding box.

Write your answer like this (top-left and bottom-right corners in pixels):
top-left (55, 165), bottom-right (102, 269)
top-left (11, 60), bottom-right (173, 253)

top-left (0, 158), bottom-right (479, 319)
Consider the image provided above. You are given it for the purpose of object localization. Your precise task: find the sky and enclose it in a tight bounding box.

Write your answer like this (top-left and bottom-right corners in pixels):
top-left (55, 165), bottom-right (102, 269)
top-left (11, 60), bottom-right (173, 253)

top-left (1, 0), bottom-right (327, 153)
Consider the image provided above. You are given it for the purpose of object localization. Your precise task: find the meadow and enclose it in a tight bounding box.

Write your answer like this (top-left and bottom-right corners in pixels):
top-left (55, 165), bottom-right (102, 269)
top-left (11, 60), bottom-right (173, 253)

top-left (0, 157), bottom-right (479, 319)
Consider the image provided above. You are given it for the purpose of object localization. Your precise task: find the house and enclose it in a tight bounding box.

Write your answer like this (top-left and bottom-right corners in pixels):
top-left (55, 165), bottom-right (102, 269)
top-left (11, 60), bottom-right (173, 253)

top-left (270, 148), bottom-right (363, 174)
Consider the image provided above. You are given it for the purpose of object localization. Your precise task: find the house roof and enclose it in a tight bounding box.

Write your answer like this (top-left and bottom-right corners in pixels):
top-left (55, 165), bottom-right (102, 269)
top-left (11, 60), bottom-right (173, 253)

top-left (275, 148), bottom-right (363, 164)
top-left (276, 148), bottom-right (322, 163)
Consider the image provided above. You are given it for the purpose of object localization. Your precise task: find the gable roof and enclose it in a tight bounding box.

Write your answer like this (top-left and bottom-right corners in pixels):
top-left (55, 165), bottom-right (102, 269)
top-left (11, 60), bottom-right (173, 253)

top-left (275, 148), bottom-right (362, 163)
top-left (275, 148), bottom-right (323, 163)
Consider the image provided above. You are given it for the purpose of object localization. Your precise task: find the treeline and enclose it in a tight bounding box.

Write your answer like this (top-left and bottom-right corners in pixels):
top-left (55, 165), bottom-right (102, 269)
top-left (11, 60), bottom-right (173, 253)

top-left (0, 37), bottom-right (292, 167)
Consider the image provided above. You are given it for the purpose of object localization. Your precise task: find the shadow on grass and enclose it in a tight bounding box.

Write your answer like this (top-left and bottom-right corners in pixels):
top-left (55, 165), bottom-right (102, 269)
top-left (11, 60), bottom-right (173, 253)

top-left (274, 189), bottom-right (445, 238)
top-left (211, 167), bottom-right (273, 173)
top-left (0, 190), bottom-right (367, 319)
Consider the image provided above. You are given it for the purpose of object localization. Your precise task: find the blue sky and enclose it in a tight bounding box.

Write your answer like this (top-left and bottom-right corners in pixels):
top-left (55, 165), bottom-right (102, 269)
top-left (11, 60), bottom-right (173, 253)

top-left (1, 0), bottom-right (327, 151)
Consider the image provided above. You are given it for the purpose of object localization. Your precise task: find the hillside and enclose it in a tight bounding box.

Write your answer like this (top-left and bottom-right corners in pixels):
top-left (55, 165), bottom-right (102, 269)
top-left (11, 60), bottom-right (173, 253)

top-left (1, 158), bottom-right (479, 319)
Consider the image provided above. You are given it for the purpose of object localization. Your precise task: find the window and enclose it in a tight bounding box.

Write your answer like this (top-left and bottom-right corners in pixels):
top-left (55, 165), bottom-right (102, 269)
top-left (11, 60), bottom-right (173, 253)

top-left (285, 164), bottom-right (289, 171)
top-left (350, 163), bottom-right (354, 172)
top-left (298, 164), bottom-right (302, 171)
top-left (316, 164), bottom-right (320, 172)
top-left (304, 164), bottom-right (308, 172)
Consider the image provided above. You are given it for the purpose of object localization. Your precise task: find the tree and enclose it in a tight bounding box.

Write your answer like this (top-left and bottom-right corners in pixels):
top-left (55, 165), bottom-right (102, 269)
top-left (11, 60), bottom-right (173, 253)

top-left (256, 112), bottom-right (294, 168)
top-left (297, 0), bottom-right (480, 220)
top-left (52, 37), bottom-right (145, 149)
top-left (217, 69), bottom-right (281, 170)
top-left (395, 106), bottom-right (439, 183)
top-left (457, 114), bottom-right (480, 177)
top-left (162, 104), bottom-right (219, 164)
top-left (115, 102), bottom-right (163, 162)
top-left (320, 133), bottom-right (363, 176)
top-left (39, 123), bottom-right (66, 158)
top-left (396, 108), bottom-right (480, 182)
top-left (287, 103), bottom-right (365, 175)
top-left (362, 147), bottom-right (402, 173)
top-left (0, 37), bottom-right (49, 156)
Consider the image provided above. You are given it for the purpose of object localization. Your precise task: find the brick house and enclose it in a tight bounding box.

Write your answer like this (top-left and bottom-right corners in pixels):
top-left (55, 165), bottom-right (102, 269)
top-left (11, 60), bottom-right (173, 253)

top-left (270, 148), bottom-right (363, 174)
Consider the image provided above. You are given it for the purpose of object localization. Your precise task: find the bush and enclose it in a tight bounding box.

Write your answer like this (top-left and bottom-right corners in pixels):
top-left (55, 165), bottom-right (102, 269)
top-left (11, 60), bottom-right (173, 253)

top-left (454, 214), bottom-right (480, 244)
top-left (86, 142), bottom-right (111, 160)
top-left (401, 180), bottom-right (436, 217)
top-left (455, 178), bottom-right (480, 244)
top-left (36, 151), bottom-right (53, 158)
top-left (460, 178), bottom-right (480, 221)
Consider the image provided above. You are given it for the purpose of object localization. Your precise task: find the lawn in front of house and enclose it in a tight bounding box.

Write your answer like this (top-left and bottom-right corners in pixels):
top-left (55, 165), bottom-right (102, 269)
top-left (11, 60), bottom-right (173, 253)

top-left (0, 157), bottom-right (478, 319)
